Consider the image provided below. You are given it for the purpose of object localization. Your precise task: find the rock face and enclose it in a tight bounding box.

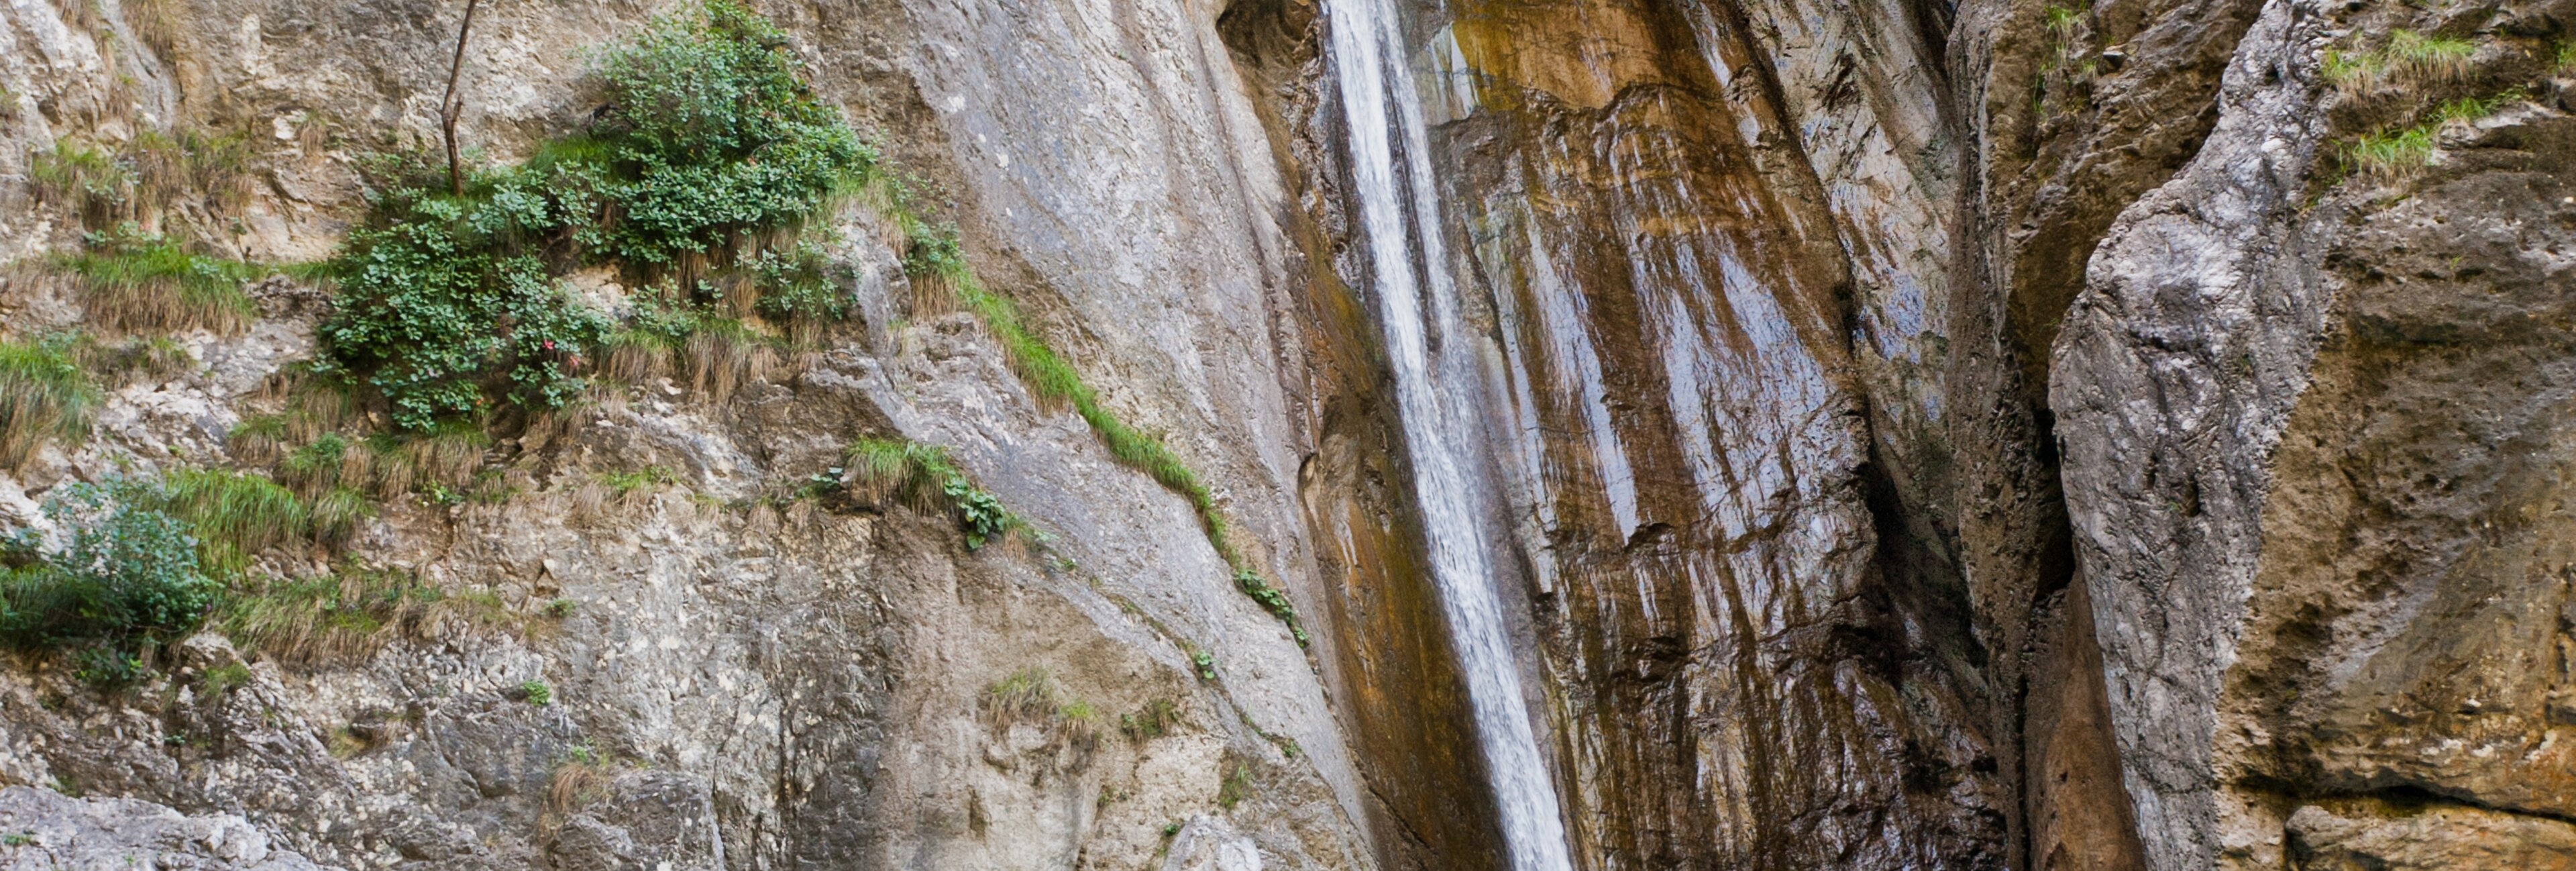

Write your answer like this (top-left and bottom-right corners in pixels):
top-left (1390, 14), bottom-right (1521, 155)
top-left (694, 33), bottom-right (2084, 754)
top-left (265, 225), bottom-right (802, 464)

top-left (4, 0), bottom-right (2575, 869)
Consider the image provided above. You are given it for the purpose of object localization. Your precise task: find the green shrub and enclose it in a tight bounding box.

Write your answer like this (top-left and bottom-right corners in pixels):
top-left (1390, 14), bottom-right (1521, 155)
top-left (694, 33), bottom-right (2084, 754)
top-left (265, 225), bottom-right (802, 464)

top-left (745, 234), bottom-right (853, 323)
top-left (319, 0), bottom-right (867, 429)
top-left (0, 335), bottom-right (101, 471)
top-left (520, 678), bottom-right (552, 706)
top-left (584, 0), bottom-right (874, 266)
top-left (0, 480), bottom-right (219, 658)
top-left (317, 198), bottom-right (609, 429)
top-left (1232, 569), bottom-right (1306, 647)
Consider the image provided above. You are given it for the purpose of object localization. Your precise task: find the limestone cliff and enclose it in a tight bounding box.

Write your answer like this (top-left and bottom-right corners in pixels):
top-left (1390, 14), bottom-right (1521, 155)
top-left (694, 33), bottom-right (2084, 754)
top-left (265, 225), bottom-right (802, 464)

top-left (1, 0), bottom-right (2571, 869)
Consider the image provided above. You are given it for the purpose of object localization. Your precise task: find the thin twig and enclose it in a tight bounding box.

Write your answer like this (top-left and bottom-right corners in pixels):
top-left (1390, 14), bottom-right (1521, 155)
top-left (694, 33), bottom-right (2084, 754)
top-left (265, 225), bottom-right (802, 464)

top-left (440, 0), bottom-right (482, 197)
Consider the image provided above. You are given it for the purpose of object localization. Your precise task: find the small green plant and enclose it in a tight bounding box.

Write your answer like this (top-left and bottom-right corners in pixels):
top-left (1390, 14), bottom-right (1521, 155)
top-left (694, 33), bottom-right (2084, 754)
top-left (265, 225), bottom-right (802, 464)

top-left (2556, 40), bottom-right (2576, 76)
top-left (2042, 5), bottom-right (2083, 58)
top-left (1216, 764), bottom-right (1253, 810)
top-left (1191, 650), bottom-right (1217, 682)
top-left (545, 597), bottom-right (578, 619)
top-left (1232, 569), bottom-right (1307, 647)
top-left (594, 466), bottom-right (674, 498)
top-left (199, 660), bottom-right (253, 696)
top-left (1120, 698), bottom-right (1181, 742)
top-left (2432, 89), bottom-right (2520, 126)
top-left (0, 831), bottom-right (30, 847)
top-left (520, 678), bottom-right (552, 706)
top-left (0, 334), bottom-right (101, 471)
top-left (845, 438), bottom-right (1026, 549)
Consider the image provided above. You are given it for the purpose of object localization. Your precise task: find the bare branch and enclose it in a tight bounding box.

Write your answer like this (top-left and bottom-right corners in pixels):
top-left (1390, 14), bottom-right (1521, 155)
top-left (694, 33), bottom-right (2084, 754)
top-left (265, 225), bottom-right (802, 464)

top-left (440, 0), bottom-right (482, 197)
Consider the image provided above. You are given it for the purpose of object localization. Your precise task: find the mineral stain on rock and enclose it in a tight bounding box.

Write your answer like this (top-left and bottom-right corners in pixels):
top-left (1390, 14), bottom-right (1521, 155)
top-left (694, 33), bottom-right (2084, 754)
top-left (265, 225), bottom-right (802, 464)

top-left (4, 0), bottom-right (2575, 869)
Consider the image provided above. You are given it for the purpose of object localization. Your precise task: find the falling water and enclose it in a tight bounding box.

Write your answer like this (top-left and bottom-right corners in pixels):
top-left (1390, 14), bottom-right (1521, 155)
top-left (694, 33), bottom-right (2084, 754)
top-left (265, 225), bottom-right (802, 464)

top-left (1322, 2), bottom-right (1576, 870)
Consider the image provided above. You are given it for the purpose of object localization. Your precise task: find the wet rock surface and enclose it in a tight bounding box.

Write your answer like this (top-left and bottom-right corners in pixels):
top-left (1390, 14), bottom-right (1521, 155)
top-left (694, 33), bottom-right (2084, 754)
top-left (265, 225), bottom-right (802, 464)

top-left (6, 0), bottom-right (2576, 868)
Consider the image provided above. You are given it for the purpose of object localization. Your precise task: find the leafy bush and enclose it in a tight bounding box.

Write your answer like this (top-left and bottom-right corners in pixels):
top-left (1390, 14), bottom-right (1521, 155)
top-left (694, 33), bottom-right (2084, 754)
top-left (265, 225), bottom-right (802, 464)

top-left (0, 335), bottom-right (101, 471)
top-left (0, 480), bottom-right (220, 658)
top-left (317, 194), bottom-right (609, 429)
top-left (319, 0), bottom-right (868, 429)
top-left (745, 234), bottom-right (854, 323)
top-left (585, 0), bottom-right (873, 266)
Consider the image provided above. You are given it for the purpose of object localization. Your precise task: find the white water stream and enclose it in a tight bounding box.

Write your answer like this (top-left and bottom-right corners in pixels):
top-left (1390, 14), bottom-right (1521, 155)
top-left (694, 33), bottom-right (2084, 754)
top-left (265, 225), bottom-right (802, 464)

top-left (1321, 2), bottom-right (1576, 869)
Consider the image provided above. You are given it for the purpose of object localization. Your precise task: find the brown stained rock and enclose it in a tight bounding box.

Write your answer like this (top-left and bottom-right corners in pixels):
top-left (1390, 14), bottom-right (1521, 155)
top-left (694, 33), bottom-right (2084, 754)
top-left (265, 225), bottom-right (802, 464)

top-left (2286, 800), bottom-right (2576, 870)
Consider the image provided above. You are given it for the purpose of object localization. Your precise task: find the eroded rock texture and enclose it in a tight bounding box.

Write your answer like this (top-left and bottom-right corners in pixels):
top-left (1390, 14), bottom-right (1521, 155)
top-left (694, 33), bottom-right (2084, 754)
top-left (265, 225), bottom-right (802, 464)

top-left (3, 0), bottom-right (2575, 868)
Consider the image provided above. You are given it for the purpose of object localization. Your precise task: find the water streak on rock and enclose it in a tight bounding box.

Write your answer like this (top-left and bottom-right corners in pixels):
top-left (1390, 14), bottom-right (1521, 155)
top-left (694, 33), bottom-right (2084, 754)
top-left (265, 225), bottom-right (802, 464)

top-left (1322, 0), bottom-right (1576, 868)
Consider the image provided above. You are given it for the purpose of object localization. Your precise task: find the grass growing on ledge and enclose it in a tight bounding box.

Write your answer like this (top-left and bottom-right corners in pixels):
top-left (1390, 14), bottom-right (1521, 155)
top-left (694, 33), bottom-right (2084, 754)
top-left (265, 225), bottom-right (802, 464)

top-left (846, 438), bottom-right (1025, 550)
top-left (894, 221), bottom-right (1310, 646)
top-left (0, 335), bottom-right (101, 472)
top-left (2339, 125), bottom-right (2436, 183)
top-left (58, 227), bottom-right (264, 336)
top-left (2385, 29), bottom-right (2474, 85)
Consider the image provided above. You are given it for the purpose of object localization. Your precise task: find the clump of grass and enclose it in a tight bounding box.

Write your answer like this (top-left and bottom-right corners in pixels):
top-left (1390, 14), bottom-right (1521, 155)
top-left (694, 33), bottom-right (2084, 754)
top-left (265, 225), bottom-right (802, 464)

top-left (0, 334), bottom-right (101, 471)
top-left (29, 132), bottom-right (256, 237)
top-left (154, 468), bottom-right (317, 576)
top-left (845, 438), bottom-right (1025, 549)
top-left (58, 226), bottom-right (262, 336)
top-left (198, 660), bottom-right (253, 696)
top-left (2432, 89), bottom-right (2521, 127)
top-left (930, 268), bottom-right (1233, 551)
top-left (1216, 763), bottom-right (1254, 810)
top-left (2042, 5), bottom-right (2084, 62)
top-left (1120, 698), bottom-right (1181, 742)
top-left (209, 565), bottom-right (499, 665)
top-left (574, 464), bottom-right (673, 518)
top-left (2556, 40), bottom-right (2576, 76)
top-left (2340, 125), bottom-right (2437, 183)
top-left (2386, 30), bottom-right (2475, 85)
top-left (520, 679), bottom-right (552, 706)
top-left (77, 334), bottom-right (193, 382)
top-left (2323, 47), bottom-right (2386, 93)
top-left (546, 744), bottom-right (614, 817)
top-left (28, 141), bottom-right (133, 231)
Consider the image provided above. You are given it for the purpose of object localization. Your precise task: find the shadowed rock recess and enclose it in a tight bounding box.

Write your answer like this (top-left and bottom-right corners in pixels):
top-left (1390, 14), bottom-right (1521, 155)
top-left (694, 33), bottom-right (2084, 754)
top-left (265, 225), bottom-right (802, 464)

top-left (2, 0), bottom-right (2573, 868)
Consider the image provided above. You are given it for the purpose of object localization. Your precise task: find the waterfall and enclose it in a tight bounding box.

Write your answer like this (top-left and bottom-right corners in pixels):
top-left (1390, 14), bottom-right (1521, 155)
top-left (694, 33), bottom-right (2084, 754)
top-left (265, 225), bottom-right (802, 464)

top-left (1322, 2), bottom-right (1576, 870)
